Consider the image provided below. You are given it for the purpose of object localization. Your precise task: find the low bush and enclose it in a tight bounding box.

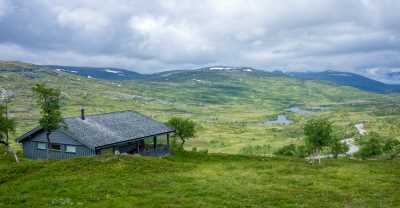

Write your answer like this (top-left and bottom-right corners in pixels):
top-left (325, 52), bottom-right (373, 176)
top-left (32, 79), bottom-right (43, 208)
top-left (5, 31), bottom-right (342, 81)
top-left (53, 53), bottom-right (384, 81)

top-left (383, 138), bottom-right (400, 152)
top-left (356, 132), bottom-right (384, 159)
top-left (274, 144), bottom-right (309, 157)
top-left (356, 132), bottom-right (400, 159)
top-left (383, 139), bottom-right (400, 159)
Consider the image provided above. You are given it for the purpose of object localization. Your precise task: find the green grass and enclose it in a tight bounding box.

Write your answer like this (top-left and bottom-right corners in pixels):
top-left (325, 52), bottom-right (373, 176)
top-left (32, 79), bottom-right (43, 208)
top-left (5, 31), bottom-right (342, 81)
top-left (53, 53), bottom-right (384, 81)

top-left (0, 151), bottom-right (399, 208)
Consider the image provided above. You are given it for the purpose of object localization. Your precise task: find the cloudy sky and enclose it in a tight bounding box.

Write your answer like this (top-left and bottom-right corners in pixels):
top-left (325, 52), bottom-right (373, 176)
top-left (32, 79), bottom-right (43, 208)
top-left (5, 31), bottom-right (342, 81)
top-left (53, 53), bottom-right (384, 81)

top-left (0, 0), bottom-right (400, 78)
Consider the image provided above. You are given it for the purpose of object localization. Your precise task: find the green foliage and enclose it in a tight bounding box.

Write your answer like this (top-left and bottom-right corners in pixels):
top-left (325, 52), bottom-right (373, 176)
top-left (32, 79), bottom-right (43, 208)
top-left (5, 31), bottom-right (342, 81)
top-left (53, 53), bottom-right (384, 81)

top-left (383, 138), bottom-right (400, 152)
top-left (32, 83), bottom-right (64, 159)
top-left (304, 118), bottom-right (334, 163)
top-left (382, 138), bottom-right (400, 159)
top-left (274, 144), bottom-right (297, 156)
top-left (274, 144), bottom-right (309, 157)
top-left (32, 84), bottom-right (64, 132)
top-left (357, 132), bottom-right (385, 159)
top-left (167, 117), bottom-right (196, 148)
top-left (304, 118), bottom-right (333, 149)
top-left (356, 133), bottom-right (400, 159)
top-left (0, 104), bottom-right (16, 145)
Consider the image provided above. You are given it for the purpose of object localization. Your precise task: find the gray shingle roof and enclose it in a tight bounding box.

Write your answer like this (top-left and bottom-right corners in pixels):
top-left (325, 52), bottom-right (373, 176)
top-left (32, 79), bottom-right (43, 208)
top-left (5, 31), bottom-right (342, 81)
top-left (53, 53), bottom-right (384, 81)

top-left (17, 111), bottom-right (174, 149)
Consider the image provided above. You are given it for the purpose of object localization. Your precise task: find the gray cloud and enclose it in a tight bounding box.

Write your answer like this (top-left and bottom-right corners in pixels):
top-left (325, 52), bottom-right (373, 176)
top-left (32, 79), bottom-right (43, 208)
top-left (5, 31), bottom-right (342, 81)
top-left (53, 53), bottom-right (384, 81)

top-left (0, 0), bottom-right (400, 77)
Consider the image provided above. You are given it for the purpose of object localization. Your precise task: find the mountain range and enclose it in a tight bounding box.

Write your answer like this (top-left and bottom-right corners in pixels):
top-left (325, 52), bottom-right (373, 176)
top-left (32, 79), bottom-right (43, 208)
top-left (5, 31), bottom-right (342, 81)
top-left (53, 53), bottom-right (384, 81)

top-left (45, 64), bottom-right (400, 94)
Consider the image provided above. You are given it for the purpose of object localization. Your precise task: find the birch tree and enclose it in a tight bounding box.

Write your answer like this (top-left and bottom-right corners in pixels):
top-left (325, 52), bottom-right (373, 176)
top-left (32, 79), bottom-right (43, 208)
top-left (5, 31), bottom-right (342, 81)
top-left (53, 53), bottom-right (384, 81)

top-left (32, 84), bottom-right (64, 160)
top-left (304, 118), bottom-right (333, 164)
top-left (0, 88), bottom-right (19, 163)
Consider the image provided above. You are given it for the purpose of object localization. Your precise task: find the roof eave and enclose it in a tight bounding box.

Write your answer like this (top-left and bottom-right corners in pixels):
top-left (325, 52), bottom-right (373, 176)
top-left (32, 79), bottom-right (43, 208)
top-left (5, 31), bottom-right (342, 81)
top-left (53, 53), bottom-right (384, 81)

top-left (94, 130), bottom-right (175, 150)
top-left (15, 127), bottom-right (43, 143)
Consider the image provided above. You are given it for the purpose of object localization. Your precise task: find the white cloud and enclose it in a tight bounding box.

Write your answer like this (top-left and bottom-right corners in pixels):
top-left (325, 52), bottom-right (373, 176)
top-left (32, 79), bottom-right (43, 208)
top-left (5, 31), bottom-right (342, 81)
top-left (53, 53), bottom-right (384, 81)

top-left (0, 0), bottom-right (400, 77)
top-left (0, 0), bottom-right (11, 18)
top-left (57, 7), bottom-right (109, 32)
top-left (128, 15), bottom-right (215, 63)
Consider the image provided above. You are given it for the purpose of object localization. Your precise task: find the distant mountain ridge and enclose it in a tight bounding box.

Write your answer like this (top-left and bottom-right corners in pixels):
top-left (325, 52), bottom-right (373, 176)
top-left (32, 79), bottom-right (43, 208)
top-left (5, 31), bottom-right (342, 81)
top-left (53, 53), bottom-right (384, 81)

top-left (44, 64), bottom-right (400, 93)
top-left (145, 66), bottom-right (285, 81)
top-left (288, 71), bottom-right (400, 93)
top-left (2, 61), bottom-right (399, 94)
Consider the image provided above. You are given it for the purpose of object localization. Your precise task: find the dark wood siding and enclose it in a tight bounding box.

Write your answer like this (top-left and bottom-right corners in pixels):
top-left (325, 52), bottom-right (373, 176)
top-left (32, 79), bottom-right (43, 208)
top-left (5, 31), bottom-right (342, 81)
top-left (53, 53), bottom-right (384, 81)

top-left (21, 129), bottom-right (95, 160)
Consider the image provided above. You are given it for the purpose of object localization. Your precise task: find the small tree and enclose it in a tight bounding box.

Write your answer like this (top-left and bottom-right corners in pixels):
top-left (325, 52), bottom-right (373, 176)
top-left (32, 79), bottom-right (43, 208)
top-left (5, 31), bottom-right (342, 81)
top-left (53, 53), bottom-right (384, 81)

top-left (304, 118), bottom-right (334, 164)
top-left (0, 88), bottom-right (19, 163)
top-left (167, 117), bottom-right (196, 149)
top-left (32, 84), bottom-right (64, 160)
top-left (0, 104), bottom-right (19, 163)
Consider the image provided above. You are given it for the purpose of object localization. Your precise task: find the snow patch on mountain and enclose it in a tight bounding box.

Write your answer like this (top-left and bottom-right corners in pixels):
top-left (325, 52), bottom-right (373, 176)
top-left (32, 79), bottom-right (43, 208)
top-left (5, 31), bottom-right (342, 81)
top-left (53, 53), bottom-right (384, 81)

top-left (105, 69), bottom-right (121, 74)
top-left (206, 66), bottom-right (254, 72)
top-left (209, 67), bottom-right (233, 70)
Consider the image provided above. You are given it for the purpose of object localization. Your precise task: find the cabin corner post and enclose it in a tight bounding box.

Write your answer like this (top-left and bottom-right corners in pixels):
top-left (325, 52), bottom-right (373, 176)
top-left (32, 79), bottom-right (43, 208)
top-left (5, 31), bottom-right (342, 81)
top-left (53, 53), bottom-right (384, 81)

top-left (153, 136), bottom-right (157, 152)
top-left (167, 134), bottom-right (170, 147)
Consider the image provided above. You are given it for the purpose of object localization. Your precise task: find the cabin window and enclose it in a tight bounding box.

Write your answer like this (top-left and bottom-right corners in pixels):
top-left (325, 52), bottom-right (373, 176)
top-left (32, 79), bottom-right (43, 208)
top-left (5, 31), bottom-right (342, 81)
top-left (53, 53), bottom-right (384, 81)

top-left (49, 143), bottom-right (61, 151)
top-left (37, 142), bottom-right (47, 150)
top-left (66, 145), bottom-right (76, 153)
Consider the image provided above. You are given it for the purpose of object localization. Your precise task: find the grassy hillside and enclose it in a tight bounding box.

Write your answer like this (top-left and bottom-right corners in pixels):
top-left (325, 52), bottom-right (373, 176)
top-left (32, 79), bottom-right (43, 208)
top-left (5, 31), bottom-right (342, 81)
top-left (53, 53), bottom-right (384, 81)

top-left (1, 62), bottom-right (400, 155)
top-left (1, 151), bottom-right (399, 208)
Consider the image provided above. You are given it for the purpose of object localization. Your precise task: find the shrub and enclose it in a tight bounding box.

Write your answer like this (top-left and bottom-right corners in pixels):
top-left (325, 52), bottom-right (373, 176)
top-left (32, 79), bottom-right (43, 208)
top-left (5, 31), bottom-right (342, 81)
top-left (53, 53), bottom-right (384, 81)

top-left (382, 139), bottom-right (400, 159)
top-left (357, 133), bottom-right (384, 159)
top-left (274, 144), bottom-right (309, 157)
top-left (383, 138), bottom-right (400, 153)
top-left (294, 145), bottom-right (310, 157)
top-left (275, 144), bottom-right (297, 156)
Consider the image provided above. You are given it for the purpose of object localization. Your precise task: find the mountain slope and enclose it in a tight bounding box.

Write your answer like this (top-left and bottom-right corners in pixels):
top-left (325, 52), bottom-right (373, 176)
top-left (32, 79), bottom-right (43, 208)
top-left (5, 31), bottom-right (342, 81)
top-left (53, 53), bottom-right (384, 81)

top-left (288, 71), bottom-right (400, 93)
top-left (45, 65), bottom-right (143, 80)
top-left (145, 66), bottom-right (283, 81)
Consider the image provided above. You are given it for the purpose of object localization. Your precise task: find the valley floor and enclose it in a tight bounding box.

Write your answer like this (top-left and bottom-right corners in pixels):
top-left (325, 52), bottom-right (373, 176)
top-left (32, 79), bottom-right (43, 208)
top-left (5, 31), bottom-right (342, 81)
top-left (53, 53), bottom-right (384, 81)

top-left (0, 152), bottom-right (399, 208)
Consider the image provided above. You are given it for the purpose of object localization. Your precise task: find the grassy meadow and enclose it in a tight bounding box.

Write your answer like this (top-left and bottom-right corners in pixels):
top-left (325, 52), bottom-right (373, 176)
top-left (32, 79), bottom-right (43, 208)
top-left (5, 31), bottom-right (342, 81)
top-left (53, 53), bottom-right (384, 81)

top-left (1, 151), bottom-right (399, 208)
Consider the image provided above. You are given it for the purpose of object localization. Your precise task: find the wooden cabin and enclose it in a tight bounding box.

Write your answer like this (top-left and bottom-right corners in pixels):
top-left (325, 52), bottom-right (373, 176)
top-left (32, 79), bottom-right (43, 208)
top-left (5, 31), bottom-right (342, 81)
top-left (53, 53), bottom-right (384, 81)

top-left (16, 110), bottom-right (174, 159)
